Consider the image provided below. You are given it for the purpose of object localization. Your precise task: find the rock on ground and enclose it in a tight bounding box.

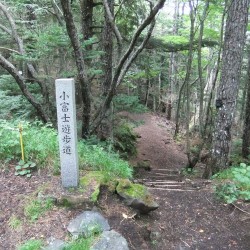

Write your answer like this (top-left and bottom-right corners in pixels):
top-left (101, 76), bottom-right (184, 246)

top-left (91, 230), bottom-right (129, 250)
top-left (67, 211), bottom-right (110, 237)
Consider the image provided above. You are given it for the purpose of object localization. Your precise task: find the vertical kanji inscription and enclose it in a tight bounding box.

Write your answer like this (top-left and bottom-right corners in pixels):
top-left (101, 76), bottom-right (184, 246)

top-left (56, 78), bottom-right (79, 187)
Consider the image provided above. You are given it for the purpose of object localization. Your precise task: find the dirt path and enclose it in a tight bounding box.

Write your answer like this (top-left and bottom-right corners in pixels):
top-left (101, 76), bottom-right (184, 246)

top-left (128, 112), bottom-right (187, 170)
top-left (120, 112), bottom-right (250, 250)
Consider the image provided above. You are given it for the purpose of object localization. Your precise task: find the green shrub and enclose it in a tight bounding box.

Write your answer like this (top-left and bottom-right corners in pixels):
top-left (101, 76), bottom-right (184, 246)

top-left (213, 163), bottom-right (250, 203)
top-left (0, 119), bottom-right (133, 180)
top-left (18, 239), bottom-right (43, 250)
top-left (0, 120), bottom-right (58, 167)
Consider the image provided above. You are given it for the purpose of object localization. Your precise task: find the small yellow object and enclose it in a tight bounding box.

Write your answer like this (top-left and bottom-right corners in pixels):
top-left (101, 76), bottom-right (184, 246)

top-left (18, 123), bottom-right (25, 161)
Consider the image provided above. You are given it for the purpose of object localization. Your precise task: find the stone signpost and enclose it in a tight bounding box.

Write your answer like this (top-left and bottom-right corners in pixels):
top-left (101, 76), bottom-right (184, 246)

top-left (55, 78), bottom-right (79, 187)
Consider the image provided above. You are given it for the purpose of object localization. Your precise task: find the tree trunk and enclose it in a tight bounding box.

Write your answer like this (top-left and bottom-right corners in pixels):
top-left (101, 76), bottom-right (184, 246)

top-left (80, 0), bottom-right (93, 43)
top-left (102, 0), bottom-right (114, 96)
top-left (197, 0), bottom-right (210, 136)
top-left (242, 48), bottom-right (250, 158)
top-left (167, 0), bottom-right (179, 120)
top-left (210, 0), bottom-right (249, 174)
top-left (174, 0), bottom-right (195, 140)
top-left (60, 0), bottom-right (91, 138)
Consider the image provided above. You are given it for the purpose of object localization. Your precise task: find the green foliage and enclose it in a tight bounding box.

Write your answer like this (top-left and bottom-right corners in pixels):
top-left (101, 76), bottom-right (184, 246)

top-left (0, 75), bottom-right (35, 120)
top-left (24, 197), bottom-right (54, 221)
top-left (16, 24), bottom-right (70, 62)
top-left (0, 120), bottom-right (59, 167)
top-left (0, 119), bottom-right (132, 180)
top-left (160, 35), bottom-right (189, 45)
top-left (115, 0), bottom-right (147, 36)
top-left (15, 160), bottom-right (36, 177)
top-left (213, 163), bottom-right (250, 203)
top-left (78, 141), bottom-right (133, 180)
top-left (113, 122), bottom-right (137, 159)
top-left (114, 94), bottom-right (148, 113)
top-left (18, 239), bottom-right (43, 250)
top-left (215, 182), bottom-right (239, 204)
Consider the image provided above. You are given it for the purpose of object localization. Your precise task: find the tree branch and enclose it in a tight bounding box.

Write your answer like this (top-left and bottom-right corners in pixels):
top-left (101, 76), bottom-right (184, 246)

top-left (0, 23), bottom-right (11, 35)
top-left (103, 0), bottom-right (122, 53)
top-left (0, 3), bottom-right (24, 53)
top-left (51, 0), bottom-right (64, 26)
top-left (116, 19), bottom-right (156, 87)
top-left (0, 54), bottom-right (49, 122)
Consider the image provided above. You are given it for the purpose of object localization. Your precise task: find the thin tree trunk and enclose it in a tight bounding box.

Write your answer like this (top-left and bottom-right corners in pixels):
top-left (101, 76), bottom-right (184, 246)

top-left (174, 0), bottom-right (195, 141)
top-left (198, 0), bottom-right (210, 136)
top-left (167, 0), bottom-right (179, 120)
top-left (184, 0), bottom-right (196, 167)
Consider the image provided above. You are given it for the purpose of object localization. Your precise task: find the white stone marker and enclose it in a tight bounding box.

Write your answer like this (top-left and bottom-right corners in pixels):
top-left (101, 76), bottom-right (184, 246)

top-left (55, 78), bottom-right (79, 187)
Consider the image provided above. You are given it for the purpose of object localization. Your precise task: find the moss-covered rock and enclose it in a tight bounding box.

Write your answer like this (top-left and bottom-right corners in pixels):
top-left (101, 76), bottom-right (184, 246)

top-left (56, 194), bottom-right (94, 208)
top-left (136, 160), bottom-right (151, 170)
top-left (80, 171), bottom-right (105, 203)
top-left (116, 179), bottom-right (159, 214)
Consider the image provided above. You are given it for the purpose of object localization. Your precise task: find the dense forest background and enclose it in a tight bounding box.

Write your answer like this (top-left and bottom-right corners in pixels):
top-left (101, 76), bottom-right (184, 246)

top-left (1, 0), bottom-right (250, 177)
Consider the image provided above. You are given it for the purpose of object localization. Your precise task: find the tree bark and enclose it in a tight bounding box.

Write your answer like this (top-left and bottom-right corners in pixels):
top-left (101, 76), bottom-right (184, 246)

top-left (60, 0), bottom-right (91, 138)
top-left (210, 0), bottom-right (249, 174)
top-left (242, 48), bottom-right (250, 158)
top-left (80, 0), bottom-right (93, 42)
top-left (102, 0), bottom-right (114, 96)
top-left (197, 0), bottom-right (210, 136)
top-left (103, 0), bottom-right (122, 56)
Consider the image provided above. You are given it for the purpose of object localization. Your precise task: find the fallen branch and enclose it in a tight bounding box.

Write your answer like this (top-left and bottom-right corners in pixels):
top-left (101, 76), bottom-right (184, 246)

top-left (232, 203), bottom-right (250, 215)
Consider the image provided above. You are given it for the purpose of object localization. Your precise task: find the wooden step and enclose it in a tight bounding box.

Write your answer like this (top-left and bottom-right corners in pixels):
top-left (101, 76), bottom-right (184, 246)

top-left (144, 175), bottom-right (181, 181)
top-left (150, 169), bottom-right (180, 174)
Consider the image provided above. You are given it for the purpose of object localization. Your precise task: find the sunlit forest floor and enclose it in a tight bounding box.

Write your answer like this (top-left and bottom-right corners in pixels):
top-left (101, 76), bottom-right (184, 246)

top-left (0, 113), bottom-right (249, 249)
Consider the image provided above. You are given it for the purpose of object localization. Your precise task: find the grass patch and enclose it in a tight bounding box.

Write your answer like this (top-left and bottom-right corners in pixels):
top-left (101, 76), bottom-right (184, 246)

top-left (24, 197), bottom-right (54, 221)
top-left (18, 239), bottom-right (43, 250)
top-left (78, 142), bottom-right (133, 180)
top-left (8, 215), bottom-right (22, 231)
